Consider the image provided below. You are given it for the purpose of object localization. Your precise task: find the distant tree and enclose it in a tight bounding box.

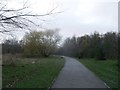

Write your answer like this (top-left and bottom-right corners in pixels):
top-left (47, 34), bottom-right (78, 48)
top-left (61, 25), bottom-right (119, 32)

top-left (41, 29), bottom-right (61, 57)
top-left (22, 31), bottom-right (41, 57)
top-left (23, 29), bottom-right (61, 57)
top-left (78, 35), bottom-right (91, 58)
top-left (61, 36), bottom-right (79, 57)
top-left (61, 38), bottom-right (69, 56)
top-left (2, 39), bottom-right (22, 54)
top-left (90, 32), bottom-right (103, 59)
top-left (103, 32), bottom-right (118, 59)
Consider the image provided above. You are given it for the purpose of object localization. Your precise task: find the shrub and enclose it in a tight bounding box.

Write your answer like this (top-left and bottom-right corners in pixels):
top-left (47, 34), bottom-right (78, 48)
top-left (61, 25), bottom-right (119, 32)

top-left (2, 54), bottom-right (16, 66)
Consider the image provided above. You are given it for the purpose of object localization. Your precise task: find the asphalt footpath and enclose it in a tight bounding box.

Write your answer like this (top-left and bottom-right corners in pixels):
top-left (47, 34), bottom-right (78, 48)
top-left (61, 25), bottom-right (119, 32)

top-left (52, 56), bottom-right (108, 88)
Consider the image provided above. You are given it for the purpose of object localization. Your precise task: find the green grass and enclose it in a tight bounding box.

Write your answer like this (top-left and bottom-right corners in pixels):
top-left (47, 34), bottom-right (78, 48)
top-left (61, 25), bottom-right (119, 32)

top-left (2, 56), bottom-right (65, 88)
top-left (78, 59), bottom-right (118, 88)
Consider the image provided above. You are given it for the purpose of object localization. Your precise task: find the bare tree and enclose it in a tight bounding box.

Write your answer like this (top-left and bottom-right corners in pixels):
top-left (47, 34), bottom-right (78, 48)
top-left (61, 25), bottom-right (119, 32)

top-left (0, 0), bottom-right (61, 34)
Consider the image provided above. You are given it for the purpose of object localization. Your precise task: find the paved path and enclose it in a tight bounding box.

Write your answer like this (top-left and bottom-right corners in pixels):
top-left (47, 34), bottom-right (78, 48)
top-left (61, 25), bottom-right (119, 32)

top-left (52, 56), bottom-right (108, 88)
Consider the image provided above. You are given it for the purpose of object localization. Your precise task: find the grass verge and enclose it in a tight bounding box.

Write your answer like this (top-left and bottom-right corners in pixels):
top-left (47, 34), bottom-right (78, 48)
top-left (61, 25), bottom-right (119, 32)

top-left (2, 56), bottom-right (65, 88)
top-left (78, 59), bottom-right (118, 88)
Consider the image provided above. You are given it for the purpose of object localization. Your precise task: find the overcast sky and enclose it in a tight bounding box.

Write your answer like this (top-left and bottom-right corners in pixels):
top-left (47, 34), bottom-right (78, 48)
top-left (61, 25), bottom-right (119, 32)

top-left (1, 0), bottom-right (119, 41)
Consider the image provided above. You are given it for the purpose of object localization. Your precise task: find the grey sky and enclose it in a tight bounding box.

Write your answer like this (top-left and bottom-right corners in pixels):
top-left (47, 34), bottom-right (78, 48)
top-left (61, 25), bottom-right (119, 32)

top-left (1, 0), bottom-right (119, 41)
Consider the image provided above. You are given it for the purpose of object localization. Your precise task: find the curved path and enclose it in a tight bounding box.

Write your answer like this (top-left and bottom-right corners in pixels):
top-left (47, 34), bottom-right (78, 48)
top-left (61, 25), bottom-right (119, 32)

top-left (52, 56), bottom-right (108, 88)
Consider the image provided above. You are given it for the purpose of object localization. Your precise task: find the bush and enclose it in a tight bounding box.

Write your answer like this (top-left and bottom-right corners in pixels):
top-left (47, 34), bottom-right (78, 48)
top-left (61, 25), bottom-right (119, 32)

top-left (2, 54), bottom-right (16, 66)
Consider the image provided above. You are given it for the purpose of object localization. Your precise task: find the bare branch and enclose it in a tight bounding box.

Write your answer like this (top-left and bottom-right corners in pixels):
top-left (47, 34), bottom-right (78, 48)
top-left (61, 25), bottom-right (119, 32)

top-left (1, 7), bottom-right (28, 12)
top-left (0, 1), bottom-right (62, 35)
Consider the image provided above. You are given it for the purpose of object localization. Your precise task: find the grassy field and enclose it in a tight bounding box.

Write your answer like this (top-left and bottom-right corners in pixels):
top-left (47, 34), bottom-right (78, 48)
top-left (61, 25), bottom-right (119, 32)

top-left (2, 56), bottom-right (65, 88)
top-left (79, 59), bottom-right (118, 89)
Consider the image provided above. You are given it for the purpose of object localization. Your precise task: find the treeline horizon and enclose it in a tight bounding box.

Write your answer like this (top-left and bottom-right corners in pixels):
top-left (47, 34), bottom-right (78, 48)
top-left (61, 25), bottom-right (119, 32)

top-left (1, 31), bottom-right (119, 60)
top-left (56, 31), bottom-right (118, 60)
top-left (2, 29), bottom-right (61, 58)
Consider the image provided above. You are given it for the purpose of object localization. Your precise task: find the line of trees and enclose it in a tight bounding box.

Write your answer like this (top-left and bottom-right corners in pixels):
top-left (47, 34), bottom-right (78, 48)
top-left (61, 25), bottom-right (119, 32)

top-left (2, 29), bottom-right (61, 57)
top-left (57, 31), bottom-right (118, 60)
top-left (2, 39), bottom-right (23, 54)
top-left (2, 30), bottom-right (118, 59)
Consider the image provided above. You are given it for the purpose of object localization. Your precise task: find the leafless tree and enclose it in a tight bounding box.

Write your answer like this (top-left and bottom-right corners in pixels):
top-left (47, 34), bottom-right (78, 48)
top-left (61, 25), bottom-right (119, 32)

top-left (0, 0), bottom-right (61, 34)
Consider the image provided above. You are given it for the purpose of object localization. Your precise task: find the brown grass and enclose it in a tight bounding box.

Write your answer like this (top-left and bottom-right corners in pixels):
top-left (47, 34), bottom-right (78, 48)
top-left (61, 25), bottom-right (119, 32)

top-left (2, 54), bottom-right (22, 66)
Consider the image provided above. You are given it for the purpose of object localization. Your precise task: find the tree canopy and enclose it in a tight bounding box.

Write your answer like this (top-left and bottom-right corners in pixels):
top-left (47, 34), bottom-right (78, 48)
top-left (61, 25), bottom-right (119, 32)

top-left (23, 29), bottom-right (61, 57)
top-left (57, 31), bottom-right (118, 60)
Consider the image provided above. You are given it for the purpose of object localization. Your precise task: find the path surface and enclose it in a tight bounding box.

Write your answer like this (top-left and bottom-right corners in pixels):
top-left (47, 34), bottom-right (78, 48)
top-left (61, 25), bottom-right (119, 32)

top-left (52, 56), bottom-right (108, 88)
